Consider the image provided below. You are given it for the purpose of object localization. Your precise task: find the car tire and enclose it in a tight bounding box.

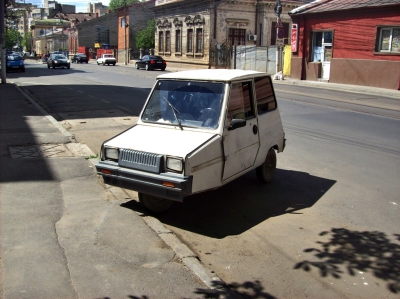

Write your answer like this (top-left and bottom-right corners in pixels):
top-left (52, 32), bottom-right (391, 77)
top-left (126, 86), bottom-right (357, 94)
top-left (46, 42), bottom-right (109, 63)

top-left (145, 64), bottom-right (149, 71)
top-left (86, 61), bottom-right (88, 64)
top-left (138, 193), bottom-right (173, 213)
top-left (256, 148), bottom-right (277, 183)
top-left (67, 65), bottom-right (70, 69)
top-left (52, 64), bottom-right (55, 69)
top-left (21, 67), bottom-right (25, 72)
top-left (135, 63), bottom-right (139, 69)
top-left (113, 63), bottom-right (115, 66)
top-left (47, 64), bottom-right (50, 69)
top-left (161, 68), bottom-right (165, 71)
top-left (103, 62), bottom-right (105, 66)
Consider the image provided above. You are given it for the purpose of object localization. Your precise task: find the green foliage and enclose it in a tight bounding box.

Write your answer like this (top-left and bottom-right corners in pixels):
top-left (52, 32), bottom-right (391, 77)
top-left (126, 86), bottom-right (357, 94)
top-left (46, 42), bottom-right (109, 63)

top-left (5, 28), bottom-right (22, 50)
top-left (136, 19), bottom-right (155, 49)
top-left (109, 0), bottom-right (142, 11)
top-left (22, 32), bottom-right (32, 51)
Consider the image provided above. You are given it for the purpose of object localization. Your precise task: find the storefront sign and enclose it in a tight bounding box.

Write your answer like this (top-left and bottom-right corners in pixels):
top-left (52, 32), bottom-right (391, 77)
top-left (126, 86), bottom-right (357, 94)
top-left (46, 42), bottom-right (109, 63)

top-left (291, 24), bottom-right (298, 52)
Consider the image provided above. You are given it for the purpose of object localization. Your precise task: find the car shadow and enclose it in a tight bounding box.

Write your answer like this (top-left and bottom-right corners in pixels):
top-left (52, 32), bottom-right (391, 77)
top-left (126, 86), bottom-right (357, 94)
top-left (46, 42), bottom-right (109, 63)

top-left (121, 168), bottom-right (336, 238)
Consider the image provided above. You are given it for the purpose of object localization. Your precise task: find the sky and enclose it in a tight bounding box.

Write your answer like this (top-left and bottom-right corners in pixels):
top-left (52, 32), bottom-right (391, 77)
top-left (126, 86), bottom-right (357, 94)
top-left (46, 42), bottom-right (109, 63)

top-left (17, 0), bottom-right (111, 13)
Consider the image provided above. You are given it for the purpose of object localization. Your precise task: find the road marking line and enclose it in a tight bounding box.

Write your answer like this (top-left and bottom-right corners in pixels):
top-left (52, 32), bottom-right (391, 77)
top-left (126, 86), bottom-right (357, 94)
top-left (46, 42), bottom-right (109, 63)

top-left (101, 100), bottom-right (110, 103)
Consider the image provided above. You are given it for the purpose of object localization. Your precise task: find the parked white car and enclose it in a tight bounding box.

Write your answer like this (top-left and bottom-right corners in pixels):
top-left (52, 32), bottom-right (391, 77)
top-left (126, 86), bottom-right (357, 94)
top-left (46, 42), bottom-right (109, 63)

top-left (96, 69), bottom-right (286, 212)
top-left (97, 54), bottom-right (116, 66)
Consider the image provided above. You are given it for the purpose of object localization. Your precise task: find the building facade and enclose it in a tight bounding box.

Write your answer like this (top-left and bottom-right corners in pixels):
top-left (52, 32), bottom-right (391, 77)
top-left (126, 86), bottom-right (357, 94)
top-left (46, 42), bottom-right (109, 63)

top-left (289, 0), bottom-right (400, 90)
top-left (151, 0), bottom-right (306, 69)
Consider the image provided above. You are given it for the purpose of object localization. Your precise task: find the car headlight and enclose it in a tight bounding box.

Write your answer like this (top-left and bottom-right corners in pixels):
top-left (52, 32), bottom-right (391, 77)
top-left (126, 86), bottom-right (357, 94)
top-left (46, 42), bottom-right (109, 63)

top-left (105, 147), bottom-right (119, 161)
top-left (166, 157), bottom-right (183, 172)
top-left (67, 60), bottom-right (70, 63)
top-left (54, 61), bottom-right (58, 63)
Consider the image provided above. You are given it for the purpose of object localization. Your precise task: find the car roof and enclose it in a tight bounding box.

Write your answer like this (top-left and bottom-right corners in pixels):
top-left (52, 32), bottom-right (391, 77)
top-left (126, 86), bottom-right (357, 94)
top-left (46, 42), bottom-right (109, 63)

top-left (157, 69), bottom-right (270, 82)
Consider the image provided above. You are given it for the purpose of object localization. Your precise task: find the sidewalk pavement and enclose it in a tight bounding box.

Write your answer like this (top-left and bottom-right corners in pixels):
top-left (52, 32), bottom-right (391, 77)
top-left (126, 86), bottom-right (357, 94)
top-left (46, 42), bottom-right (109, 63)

top-left (0, 83), bottom-right (241, 299)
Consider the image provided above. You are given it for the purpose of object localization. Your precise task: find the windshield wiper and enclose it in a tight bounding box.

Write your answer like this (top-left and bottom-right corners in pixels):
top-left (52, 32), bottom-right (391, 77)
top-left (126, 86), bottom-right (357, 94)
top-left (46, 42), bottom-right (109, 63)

top-left (163, 96), bottom-right (183, 130)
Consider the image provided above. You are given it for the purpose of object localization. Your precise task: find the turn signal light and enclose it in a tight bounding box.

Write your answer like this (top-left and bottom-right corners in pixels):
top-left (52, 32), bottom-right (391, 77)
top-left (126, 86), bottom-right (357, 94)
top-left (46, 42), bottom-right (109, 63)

top-left (162, 181), bottom-right (175, 188)
top-left (101, 169), bottom-right (112, 175)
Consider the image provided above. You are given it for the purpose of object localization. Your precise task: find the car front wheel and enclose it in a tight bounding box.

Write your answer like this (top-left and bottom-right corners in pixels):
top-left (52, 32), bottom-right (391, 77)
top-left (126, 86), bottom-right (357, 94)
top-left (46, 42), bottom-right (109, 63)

top-left (145, 64), bottom-right (149, 71)
top-left (135, 63), bottom-right (139, 69)
top-left (256, 148), bottom-right (277, 183)
top-left (139, 193), bottom-right (173, 213)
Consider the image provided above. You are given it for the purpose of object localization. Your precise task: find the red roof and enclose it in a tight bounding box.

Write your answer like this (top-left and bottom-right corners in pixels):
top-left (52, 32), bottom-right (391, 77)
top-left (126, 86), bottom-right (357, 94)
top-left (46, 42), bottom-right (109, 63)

top-left (289, 0), bottom-right (400, 15)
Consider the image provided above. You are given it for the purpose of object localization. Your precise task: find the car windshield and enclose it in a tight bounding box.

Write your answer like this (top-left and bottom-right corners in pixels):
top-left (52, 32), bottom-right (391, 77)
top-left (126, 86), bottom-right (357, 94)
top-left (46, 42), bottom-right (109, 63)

top-left (141, 80), bottom-right (225, 129)
top-left (7, 55), bottom-right (22, 61)
top-left (55, 55), bottom-right (67, 59)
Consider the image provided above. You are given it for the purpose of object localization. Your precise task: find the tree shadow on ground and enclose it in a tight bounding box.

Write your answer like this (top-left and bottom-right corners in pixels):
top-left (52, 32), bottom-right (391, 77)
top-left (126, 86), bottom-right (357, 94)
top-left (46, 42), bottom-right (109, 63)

top-left (194, 280), bottom-right (276, 299)
top-left (294, 228), bottom-right (400, 293)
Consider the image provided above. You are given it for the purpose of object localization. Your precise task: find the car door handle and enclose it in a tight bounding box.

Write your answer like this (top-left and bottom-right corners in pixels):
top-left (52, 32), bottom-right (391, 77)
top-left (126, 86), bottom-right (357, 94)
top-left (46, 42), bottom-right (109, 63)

top-left (253, 125), bottom-right (258, 135)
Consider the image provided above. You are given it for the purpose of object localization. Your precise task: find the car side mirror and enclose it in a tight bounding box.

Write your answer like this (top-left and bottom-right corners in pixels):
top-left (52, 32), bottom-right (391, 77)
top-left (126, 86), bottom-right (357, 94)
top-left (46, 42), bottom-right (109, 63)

top-left (228, 118), bottom-right (246, 131)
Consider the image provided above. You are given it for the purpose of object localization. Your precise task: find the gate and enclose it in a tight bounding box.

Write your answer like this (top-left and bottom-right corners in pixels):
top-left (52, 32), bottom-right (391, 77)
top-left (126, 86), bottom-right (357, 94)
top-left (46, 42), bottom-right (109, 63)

top-left (209, 42), bottom-right (232, 69)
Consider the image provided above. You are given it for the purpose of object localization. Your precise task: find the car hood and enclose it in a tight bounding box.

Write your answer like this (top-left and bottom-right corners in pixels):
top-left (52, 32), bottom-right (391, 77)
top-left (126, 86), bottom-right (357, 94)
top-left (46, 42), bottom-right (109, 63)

top-left (104, 124), bottom-right (217, 158)
top-left (55, 59), bottom-right (68, 62)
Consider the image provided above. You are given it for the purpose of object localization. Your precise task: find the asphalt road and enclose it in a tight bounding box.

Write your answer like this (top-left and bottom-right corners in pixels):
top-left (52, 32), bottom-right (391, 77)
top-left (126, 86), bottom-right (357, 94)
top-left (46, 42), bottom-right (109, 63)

top-left (6, 60), bottom-right (400, 299)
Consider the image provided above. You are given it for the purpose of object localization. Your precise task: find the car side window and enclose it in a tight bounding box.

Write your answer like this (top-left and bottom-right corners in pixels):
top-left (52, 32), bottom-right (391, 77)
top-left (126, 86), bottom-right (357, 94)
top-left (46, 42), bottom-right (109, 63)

top-left (142, 55), bottom-right (148, 61)
top-left (227, 81), bottom-right (255, 122)
top-left (255, 76), bottom-right (276, 114)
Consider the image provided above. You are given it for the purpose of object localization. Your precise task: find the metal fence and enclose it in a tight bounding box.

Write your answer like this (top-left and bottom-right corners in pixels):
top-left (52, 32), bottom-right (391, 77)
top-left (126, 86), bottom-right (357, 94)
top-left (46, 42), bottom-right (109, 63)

top-left (209, 44), bottom-right (278, 74)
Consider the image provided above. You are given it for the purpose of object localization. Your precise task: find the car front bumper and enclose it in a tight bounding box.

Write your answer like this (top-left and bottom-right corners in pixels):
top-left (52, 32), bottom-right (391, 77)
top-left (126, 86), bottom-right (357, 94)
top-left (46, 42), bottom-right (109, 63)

top-left (95, 160), bottom-right (193, 202)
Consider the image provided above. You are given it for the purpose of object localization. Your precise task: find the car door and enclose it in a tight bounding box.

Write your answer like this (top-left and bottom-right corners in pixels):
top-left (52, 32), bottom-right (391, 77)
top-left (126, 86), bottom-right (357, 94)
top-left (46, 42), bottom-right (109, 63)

top-left (139, 55), bottom-right (148, 68)
top-left (222, 80), bottom-right (259, 181)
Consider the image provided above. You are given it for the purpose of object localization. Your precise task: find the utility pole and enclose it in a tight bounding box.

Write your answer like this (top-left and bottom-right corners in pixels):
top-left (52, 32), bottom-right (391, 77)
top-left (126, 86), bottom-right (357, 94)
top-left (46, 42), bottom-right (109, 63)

top-left (274, 0), bottom-right (282, 74)
top-left (124, 0), bottom-right (127, 65)
top-left (1, 0), bottom-right (6, 83)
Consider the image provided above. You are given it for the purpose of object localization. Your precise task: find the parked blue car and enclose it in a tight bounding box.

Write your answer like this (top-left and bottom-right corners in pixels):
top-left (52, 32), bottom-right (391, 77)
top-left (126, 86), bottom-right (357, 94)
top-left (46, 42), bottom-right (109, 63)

top-left (6, 54), bottom-right (25, 72)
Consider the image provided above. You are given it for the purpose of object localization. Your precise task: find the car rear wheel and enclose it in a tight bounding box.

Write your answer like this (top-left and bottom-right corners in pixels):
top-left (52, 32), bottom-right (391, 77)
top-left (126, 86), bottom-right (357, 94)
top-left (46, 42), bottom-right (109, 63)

top-left (161, 68), bottom-right (165, 71)
top-left (139, 193), bottom-right (173, 213)
top-left (145, 64), bottom-right (149, 71)
top-left (256, 148), bottom-right (277, 183)
top-left (47, 64), bottom-right (50, 68)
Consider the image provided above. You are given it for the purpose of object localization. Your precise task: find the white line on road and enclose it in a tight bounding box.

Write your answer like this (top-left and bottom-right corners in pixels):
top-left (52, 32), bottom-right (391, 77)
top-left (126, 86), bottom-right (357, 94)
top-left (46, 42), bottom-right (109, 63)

top-left (101, 100), bottom-right (110, 103)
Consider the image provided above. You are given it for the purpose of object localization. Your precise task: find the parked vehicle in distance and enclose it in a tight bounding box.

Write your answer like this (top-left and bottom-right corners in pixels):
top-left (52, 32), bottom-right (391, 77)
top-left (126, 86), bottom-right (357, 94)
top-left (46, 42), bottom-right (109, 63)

top-left (71, 53), bottom-right (89, 63)
top-left (47, 54), bottom-right (70, 69)
top-left (6, 54), bottom-right (25, 72)
top-left (96, 69), bottom-right (286, 213)
top-left (135, 55), bottom-right (166, 71)
top-left (97, 54), bottom-right (116, 66)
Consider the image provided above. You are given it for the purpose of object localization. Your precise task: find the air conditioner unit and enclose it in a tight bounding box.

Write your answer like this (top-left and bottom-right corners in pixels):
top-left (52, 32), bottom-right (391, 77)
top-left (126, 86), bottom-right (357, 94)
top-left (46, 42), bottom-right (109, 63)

top-left (248, 34), bottom-right (257, 41)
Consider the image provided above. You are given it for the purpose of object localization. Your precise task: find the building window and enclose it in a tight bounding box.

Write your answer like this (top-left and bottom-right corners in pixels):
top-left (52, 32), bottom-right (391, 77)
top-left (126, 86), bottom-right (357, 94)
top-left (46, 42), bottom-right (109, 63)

top-left (377, 27), bottom-right (400, 52)
top-left (196, 28), bottom-right (203, 53)
top-left (187, 29), bottom-right (193, 52)
top-left (228, 29), bottom-right (246, 46)
top-left (121, 17), bottom-right (126, 28)
top-left (271, 22), bottom-right (290, 45)
top-left (166, 31), bottom-right (171, 52)
top-left (176, 30), bottom-right (181, 52)
top-left (159, 31), bottom-right (164, 52)
top-left (311, 31), bottom-right (333, 62)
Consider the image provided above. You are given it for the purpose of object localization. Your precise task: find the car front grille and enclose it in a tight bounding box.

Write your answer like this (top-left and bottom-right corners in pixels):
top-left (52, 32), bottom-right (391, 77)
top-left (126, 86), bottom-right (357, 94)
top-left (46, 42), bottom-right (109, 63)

top-left (118, 149), bottom-right (164, 173)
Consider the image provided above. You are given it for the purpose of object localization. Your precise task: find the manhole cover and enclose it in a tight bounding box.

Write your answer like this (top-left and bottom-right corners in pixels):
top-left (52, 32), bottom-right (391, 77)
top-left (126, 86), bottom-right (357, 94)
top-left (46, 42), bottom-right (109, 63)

top-left (9, 144), bottom-right (74, 159)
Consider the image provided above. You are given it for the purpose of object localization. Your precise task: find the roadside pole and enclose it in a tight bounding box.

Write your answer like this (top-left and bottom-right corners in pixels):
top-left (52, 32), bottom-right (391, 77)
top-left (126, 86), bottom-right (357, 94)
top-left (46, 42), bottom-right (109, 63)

top-left (1, 0), bottom-right (6, 83)
top-left (274, 0), bottom-right (282, 74)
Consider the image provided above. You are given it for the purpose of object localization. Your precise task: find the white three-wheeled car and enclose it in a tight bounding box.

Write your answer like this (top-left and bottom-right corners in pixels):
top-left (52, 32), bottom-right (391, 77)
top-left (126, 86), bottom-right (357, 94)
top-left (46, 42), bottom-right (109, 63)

top-left (96, 69), bottom-right (286, 212)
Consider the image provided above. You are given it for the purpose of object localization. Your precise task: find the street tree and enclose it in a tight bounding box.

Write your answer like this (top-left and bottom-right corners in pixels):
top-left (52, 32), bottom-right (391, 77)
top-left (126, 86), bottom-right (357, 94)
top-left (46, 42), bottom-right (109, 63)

top-left (109, 0), bottom-right (143, 11)
top-left (5, 28), bottom-right (22, 50)
top-left (136, 19), bottom-right (155, 50)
